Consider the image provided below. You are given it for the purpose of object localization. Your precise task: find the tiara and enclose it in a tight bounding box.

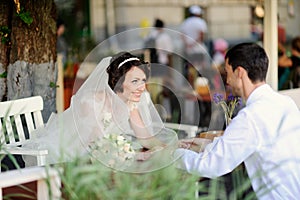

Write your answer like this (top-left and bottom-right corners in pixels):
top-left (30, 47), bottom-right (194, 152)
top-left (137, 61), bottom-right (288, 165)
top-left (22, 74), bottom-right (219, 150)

top-left (118, 57), bottom-right (140, 68)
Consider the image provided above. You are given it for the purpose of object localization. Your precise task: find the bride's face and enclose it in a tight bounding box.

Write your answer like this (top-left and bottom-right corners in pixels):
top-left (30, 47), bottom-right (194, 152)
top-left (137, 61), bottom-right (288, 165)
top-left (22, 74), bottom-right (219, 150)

top-left (119, 66), bottom-right (146, 102)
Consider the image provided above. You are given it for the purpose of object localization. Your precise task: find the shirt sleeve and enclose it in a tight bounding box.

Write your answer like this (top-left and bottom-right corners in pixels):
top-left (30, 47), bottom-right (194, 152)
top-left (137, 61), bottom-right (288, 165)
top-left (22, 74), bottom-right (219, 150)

top-left (174, 110), bottom-right (259, 178)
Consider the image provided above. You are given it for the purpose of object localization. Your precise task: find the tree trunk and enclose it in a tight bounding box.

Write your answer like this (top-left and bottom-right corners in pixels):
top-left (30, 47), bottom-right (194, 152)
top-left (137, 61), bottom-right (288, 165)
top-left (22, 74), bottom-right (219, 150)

top-left (0, 0), bottom-right (57, 121)
top-left (0, 0), bottom-right (12, 100)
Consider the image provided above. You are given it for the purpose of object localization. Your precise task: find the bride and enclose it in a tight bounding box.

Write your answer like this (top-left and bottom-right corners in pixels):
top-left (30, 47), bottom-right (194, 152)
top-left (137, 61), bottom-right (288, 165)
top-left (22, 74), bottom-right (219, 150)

top-left (24, 52), bottom-right (179, 173)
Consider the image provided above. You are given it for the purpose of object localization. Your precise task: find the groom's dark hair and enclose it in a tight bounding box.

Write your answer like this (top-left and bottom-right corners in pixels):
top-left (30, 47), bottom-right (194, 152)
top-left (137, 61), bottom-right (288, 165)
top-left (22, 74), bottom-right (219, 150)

top-left (225, 43), bottom-right (268, 83)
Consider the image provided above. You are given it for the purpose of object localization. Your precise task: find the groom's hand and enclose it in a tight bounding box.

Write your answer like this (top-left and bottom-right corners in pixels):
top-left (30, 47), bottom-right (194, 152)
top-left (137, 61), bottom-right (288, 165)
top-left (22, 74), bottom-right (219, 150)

top-left (178, 138), bottom-right (212, 153)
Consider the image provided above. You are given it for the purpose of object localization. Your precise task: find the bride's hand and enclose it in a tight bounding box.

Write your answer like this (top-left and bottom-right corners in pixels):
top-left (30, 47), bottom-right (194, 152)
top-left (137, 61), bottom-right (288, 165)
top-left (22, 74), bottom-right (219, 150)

top-left (127, 101), bottom-right (138, 112)
top-left (135, 151), bottom-right (152, 161)
top-left (135, 146), bottom-right (164, 161)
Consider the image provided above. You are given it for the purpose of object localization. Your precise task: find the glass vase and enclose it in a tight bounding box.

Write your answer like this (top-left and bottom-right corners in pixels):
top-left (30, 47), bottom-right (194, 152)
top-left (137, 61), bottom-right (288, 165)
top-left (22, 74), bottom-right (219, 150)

top-left (225, 114), bottom-right (231, 127)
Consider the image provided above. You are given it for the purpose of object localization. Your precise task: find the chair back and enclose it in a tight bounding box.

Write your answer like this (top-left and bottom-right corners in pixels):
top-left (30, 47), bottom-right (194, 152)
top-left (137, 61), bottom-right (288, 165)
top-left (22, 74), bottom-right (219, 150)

top-left (279, 88), bottom-right (300, 109)
top-left (0, 96), bottom-right (44, 147)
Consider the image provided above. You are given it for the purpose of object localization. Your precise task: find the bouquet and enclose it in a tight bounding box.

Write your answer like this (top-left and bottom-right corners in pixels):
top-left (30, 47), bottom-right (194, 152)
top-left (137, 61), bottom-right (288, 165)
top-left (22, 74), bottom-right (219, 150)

top-left (213, 93), bottom-right (241, 127)
top-left (90, 133), bottom-right (135, 169)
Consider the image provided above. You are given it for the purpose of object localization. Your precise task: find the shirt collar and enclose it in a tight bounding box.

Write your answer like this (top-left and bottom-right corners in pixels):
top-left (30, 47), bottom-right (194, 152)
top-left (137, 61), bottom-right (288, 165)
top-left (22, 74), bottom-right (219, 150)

top-left (246, 84), bottom-right (271, 106)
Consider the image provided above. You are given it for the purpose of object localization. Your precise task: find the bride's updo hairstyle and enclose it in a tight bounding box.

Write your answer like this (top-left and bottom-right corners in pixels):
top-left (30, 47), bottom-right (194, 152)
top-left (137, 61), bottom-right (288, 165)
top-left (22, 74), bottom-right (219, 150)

top-left (107, 52), bottom-right (150, 93)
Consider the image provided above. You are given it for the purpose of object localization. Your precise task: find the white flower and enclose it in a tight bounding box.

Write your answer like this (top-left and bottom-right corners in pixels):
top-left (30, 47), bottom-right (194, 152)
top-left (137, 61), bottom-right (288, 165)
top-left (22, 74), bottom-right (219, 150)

top-left (123, 143), bottom-right (131, 153)
top-left (90, 132), bottom-right (136, 168)
top-left (116, 135), bottom-right (126, 145)
top-left (103, 112), bottom-right (112, 129)
top-left (110, 133), bottom-right (118, 141)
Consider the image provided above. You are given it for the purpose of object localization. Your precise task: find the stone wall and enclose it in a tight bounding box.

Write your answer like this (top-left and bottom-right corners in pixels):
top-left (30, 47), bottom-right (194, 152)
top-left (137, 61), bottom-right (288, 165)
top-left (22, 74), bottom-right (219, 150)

top-left (207, 5), bottom-right (251, 40)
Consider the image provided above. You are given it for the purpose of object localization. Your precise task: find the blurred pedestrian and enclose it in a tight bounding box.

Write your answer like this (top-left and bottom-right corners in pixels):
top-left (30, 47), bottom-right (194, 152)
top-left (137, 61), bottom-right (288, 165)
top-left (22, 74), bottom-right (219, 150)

top-left (180, 5), bottom-right (208, 56)
top-left (212, 38), bottom-right (228, 68)
top-left (144, 19), bottom-right (178, 122)
top-left (180, 5), bottom-right (209, 87)
top-left (56, 19), bottom-right (68, 66)
top-left (290, 36), bottom-right (300, 88)
top-left (144, 18), bottom-right (173, 67)
top-left (278, 36), bottom-right (300, 90)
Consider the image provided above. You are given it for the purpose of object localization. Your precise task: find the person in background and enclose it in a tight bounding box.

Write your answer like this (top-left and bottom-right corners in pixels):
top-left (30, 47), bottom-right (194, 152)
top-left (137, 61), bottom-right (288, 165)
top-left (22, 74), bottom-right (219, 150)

top-left (250, 19), bottom-right (263, 42)
top-left (144, 19), bottom-right (179, 122)
top-left (180, 5), bottom-right (209, 87)
top-left (145, 18), bottom-right (173, 67)
top-left (56, 19), bottom-right (68, 66)
top-left (277, 14), bottom-right (286, 54)
top-left (180, 5), bottom-right (208, 56)
top-left (278, 45), bottom-right (292, 90)
top-left (176, 43), bottom-right (300, 199)
top-left (212, 38), bottom-right (228, 67)
top-left (278, 36), bottom-right (300, 89)
top-left (289, 36), bottom-right (300, 88)
top-left (212, 38), bottom-right (229, 94)
top-left (277, 14), bottom-right (290, 89)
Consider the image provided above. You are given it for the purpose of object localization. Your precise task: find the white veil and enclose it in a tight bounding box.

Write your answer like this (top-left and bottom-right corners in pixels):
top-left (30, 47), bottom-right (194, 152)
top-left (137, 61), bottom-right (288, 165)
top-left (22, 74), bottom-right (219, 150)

top-left (24, 56), bottom-right (179, 173)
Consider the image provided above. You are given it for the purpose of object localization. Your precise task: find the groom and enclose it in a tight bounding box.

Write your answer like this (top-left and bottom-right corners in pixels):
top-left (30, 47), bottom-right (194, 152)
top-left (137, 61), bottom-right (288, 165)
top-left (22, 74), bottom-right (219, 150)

top-left (175, 43), bottom-right (300, 199)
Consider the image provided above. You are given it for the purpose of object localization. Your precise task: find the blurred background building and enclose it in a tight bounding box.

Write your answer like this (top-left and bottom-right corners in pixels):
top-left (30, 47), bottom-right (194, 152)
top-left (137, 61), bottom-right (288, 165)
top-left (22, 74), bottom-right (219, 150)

top-left (56, 0), bottom-right (300, 59)
top-left (55, 0), bottom-right (300, 118)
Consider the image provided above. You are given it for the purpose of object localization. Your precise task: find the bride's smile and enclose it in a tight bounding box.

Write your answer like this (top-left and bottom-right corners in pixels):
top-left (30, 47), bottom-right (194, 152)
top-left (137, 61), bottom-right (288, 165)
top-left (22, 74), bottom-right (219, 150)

top-left (120, 66), bottom-right (147, 102)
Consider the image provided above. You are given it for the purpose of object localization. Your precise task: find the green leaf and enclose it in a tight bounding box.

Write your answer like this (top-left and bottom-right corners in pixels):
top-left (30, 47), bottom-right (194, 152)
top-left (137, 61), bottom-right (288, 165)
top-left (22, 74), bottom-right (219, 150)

top-left (17, 8), bottom-right (33, 25)
top-left (0, 26), bottom-right (11, 44)
top-left (49, 82), bottom-right (59, 88)
top-left (0, 71), bottom-right (7, 78)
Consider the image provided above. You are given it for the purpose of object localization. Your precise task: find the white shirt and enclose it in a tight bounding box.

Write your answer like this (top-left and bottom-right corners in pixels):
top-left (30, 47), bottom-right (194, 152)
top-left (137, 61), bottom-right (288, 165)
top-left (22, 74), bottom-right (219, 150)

top-left (180, 16), bottom-right (207, 45)
top-left (175, 84), bottom-right (300, 199)
top-left (147, 29), bottom-right (173, 65)
top-left (180, 16), bottom-right (207, 55)
top-left (155, 31), bottom-right (173, 65)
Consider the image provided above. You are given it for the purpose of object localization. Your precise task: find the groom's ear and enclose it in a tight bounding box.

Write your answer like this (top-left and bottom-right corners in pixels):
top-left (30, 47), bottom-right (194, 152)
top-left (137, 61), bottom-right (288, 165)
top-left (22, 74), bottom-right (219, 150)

top-left (236, 66), bottom-right (246, 78)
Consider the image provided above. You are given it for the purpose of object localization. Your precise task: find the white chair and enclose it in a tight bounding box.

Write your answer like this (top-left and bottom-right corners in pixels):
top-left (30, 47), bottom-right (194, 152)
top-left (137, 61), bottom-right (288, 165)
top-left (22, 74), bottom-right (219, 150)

top-left (0, 96), bottom-right (48, 167)
top-left (0, 166), bottom-right (61, 200)
top-left (278, 88), bottom-right (300, 109)
top-left (164, 122), bottom-right (198, 138)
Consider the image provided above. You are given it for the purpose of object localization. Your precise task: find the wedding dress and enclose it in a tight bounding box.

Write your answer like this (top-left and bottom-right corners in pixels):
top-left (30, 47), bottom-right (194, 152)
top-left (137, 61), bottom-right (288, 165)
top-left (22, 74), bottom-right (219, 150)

top-left (23, 57), bottom-right (179, 173)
